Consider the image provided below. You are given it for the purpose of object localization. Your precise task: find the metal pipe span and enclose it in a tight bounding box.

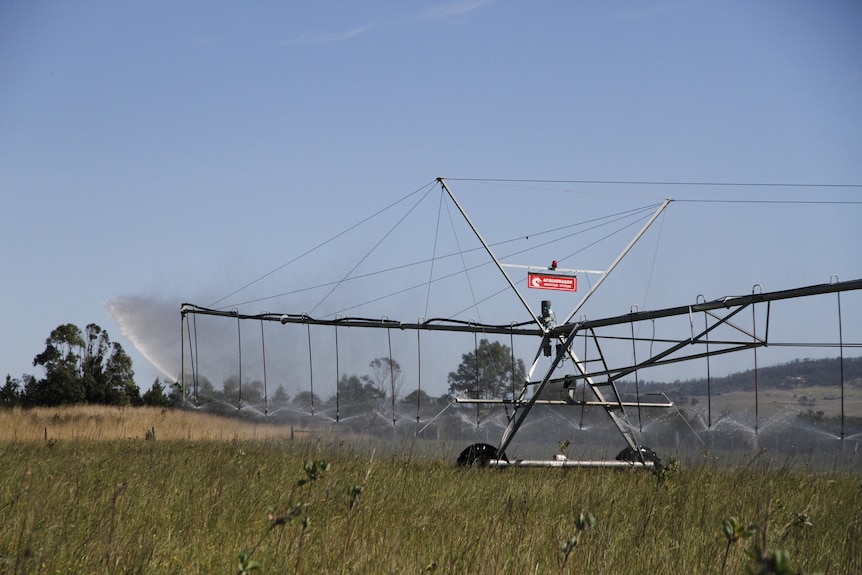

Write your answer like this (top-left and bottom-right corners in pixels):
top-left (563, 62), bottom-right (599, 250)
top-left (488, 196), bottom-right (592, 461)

top-left (180, 278), bottom-right (862, 337)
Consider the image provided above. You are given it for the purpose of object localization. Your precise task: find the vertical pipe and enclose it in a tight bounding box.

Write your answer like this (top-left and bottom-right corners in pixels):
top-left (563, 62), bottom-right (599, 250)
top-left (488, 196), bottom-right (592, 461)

top-left (307, 323), bottom-right (314, 415)
top-left (509, 329), bottom-right (516, 403)
top-left (192, 313), bottom-right (199, 404)
top-left (260, 317), bottom-right (268, 416)
top-left (579, 327), bottom-right (587, 430)
top-left (180, 309), bottom-right (185, 405)
top-left (236, 313), bottom-right (243, 409)
top-left (698, 295), bottom-right (712, 429)
top-left (474, 331), bottom-right (480, 429)
top-left (416, 327), bottom-right (422, 423)
top-left (751, 286), bottom-right (761, 434)
top-left (388, 328), bottom-right (396, 426)
top-left (185, 315), bottom-right (197, 404)
top-left (630, 306), bottom-right (642, 432)
top-left (335, 323), bottom-right (340, 423)
top-left (837, 289), bottom-right (845, 439)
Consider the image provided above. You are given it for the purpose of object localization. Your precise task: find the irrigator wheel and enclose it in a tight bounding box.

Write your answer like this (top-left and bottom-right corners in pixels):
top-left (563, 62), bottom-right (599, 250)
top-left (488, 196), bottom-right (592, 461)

top-left (615, 446), bottom-right (662, 469)
top-left (456, 443), bottom-right (508, 467)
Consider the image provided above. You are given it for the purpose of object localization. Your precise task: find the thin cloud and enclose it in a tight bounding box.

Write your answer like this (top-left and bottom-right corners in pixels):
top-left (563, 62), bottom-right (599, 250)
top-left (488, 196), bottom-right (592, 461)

top-left (424, 0), bottom-right (496, 21)
top-left (291, 25), bottom-right (372, 44)
top-left (618, 0), bottom-right (713, 20)
top-left (190, 29), bottom-right (246, 48)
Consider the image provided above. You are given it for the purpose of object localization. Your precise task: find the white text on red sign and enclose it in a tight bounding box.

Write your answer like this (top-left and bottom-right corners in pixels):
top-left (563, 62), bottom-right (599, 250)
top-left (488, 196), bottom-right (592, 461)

top-left (527, 273), bottom-right (578, 292)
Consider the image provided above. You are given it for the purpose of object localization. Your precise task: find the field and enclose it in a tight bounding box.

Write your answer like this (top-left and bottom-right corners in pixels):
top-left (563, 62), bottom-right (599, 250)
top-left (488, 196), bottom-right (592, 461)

top-left (0, 405), bottom-right (303, 442)
top-left (0, 406), bottom-right (860, 574)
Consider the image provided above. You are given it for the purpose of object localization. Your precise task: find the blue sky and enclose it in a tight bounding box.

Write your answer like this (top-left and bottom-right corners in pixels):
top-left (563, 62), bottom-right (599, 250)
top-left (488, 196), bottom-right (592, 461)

top-left (2, 1), bottom-right (861, 398)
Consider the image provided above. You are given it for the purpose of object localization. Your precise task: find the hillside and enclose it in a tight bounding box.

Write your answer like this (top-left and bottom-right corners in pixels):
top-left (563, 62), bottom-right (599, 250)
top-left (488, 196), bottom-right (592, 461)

top-left (652, 356), bottom-right (862, 395)
top-left (621, 356), bottom-right (862, 417)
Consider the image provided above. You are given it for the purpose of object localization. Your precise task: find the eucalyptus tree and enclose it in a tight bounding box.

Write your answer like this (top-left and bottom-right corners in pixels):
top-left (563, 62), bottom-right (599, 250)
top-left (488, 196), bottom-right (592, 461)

top-left (447, 338), bottom-right (526, 400)
top-left (26, 323), bottom-right (139, 406)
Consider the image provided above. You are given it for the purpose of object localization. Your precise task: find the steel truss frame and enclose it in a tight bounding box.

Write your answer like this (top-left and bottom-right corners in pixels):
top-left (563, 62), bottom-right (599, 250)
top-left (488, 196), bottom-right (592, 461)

top-left (484, 277), bottom-right (862, 460)
top-left (180, 178), bottom-right (862, 466)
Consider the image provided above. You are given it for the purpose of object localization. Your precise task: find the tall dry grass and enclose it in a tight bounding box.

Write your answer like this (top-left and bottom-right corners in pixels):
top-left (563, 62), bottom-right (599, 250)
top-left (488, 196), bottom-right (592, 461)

top-left (0, 406), bottom-right (860, 574)
top-left (0, 405), bottom-right (303, 442)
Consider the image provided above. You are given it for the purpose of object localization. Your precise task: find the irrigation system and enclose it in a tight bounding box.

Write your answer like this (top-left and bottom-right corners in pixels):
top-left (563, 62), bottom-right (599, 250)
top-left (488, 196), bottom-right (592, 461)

top-left (181, 178), bottom-right (862, 468)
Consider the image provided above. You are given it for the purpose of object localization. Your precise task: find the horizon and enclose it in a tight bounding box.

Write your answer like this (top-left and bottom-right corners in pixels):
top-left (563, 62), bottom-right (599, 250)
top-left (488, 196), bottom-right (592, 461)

top-left (4, 2), bottom-right (861, 392)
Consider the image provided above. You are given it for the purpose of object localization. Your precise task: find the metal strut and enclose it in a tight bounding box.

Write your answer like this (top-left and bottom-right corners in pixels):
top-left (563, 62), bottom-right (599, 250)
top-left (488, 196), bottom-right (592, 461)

top-left (178, 172), bottom-right (862, 464)
top-left (495, 199), bottom-right (673, 458)
top-left (491, 279), bottom-right (862, 458)
top-left (437, 177), bottom-right (546, 331)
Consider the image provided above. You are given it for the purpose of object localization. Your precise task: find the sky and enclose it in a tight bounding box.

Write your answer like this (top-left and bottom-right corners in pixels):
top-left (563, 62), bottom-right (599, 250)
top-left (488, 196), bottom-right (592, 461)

top-left (2, 1), bottom-right (862, 401)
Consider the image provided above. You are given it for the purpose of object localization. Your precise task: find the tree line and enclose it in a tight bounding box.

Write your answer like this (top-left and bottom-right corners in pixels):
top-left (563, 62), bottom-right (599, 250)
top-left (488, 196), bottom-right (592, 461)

top-left (2, 324), bottom-right (525, 411)
top-left (8, 323), bottom-right (852, 413)
top-left (1, 323), bottom-right (173, 408)
top-left (182, 338), bottom-right (527, 410)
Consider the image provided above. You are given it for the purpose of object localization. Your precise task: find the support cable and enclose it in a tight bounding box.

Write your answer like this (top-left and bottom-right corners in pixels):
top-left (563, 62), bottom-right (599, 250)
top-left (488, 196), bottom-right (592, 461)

top-left (424, 190), bottom-right (445, 319)
top-left (640, 208), bottom-right (666, 312)
top-left (444, 189), bottom-right (483, 323)
top-left (443, 176), bottom-right (862, 190)
top-left (224, 202), bottom-right (659, 312)
top-left (508, 205), bottom-right (662, 269)
top-left (445, 207), bottom-right (661, 321)
top-left (309, 185), bottom-right (436, 316)
top-left (209, 180), bottom-right (438, 308)
top-left (558, 214), bottom-right (653, 279)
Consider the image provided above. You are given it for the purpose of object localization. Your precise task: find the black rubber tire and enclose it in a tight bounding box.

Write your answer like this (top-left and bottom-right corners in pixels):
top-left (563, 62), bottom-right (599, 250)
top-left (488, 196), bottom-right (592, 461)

top-left (456, 443), bottom-right (508, 467)
top-left (615, 445), bottom-right (662, 469)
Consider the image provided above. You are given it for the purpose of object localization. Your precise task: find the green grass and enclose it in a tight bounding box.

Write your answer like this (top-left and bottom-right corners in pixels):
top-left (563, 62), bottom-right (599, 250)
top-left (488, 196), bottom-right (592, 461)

top-left (1, 435), bottom-right (860, 574)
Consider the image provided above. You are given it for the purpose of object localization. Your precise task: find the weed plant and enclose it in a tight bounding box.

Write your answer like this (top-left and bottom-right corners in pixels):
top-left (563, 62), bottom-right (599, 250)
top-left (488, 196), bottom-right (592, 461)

top-left (0, 414), bottom-right (860, 573)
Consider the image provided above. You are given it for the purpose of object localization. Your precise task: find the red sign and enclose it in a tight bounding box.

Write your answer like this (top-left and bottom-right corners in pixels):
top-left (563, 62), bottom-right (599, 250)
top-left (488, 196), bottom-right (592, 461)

top-left (528, 272), bottom-right (577, 292)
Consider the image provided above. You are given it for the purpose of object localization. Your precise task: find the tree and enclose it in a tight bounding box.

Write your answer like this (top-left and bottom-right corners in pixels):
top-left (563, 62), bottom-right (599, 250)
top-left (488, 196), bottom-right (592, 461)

top-left (98, 335), bottom-right (140, 405)
top-left (401, 388), bottom-right (432, 406)
top-left (28, 323), bottom-right (87, 405)
top-left (368, 357), bottom-right (402, 400)
top-left (1, 375), bottom-right (23, 408)
top-left (222, 375), bottom-right (240, 404)
top-left (272, 385), bottom-right (289, 406)
top-left (82, 324), bottom-right (139, 406)
top-left (27, 323), bottom-right (139, 407)
top-left (167, 381), bottom-right (186, 407)
top-left (223, 377), bottom-right (265, 404)
top-left (142, 378), bottom-right (172, 407)
top-left (245, 380), bottom-right (264, 404)
top-left (292, 390), bottom-right (321, 411)
top-left (336, 374), bottom-right (386, 404)
top-left (400, 388), bottom-right (442, 413)
top-left (447, 338), bottom-right (526, 399)
top-left (180, 375), bottom-right (215, 404)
